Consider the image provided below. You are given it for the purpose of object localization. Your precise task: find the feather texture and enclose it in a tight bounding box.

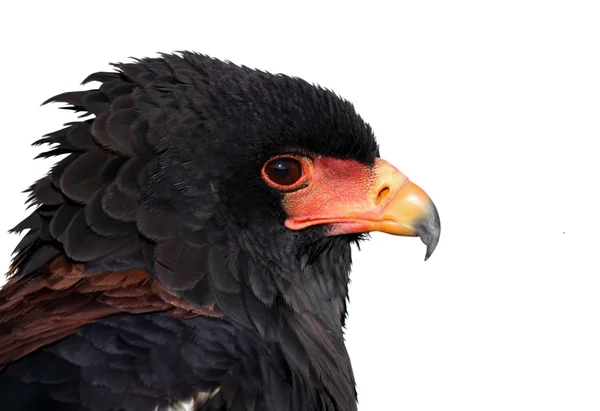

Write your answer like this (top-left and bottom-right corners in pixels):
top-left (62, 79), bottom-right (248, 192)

top-left (1, 51), bottom-right (382, 411)
top-left (0, 256), bottom-right (217, 370)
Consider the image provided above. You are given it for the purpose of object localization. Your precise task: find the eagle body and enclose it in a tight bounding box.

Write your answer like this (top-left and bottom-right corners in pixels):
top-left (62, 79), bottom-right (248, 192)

top-left (0, 52), bottom-right (440, 411)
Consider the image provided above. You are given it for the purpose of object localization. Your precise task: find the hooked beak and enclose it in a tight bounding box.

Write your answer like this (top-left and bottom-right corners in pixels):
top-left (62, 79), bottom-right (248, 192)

top-left (284, 158), bottom-right (441, 260)
top-left (368, 178), bottom-right (441, 260)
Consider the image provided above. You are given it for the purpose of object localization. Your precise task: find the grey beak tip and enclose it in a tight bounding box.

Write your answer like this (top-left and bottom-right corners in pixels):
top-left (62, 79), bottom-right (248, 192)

top-left (416, 201), bottom-right (441, 262)
top-left (424, 246), bottom-right (434, 261)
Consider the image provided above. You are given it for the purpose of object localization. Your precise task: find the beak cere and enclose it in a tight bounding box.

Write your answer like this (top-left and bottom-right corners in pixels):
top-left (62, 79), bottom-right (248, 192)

top-left (284, 158), bottom-right (441, 260)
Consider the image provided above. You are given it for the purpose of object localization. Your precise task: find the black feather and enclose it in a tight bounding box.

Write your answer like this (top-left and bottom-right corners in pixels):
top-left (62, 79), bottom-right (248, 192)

top-left (84, 191), bottom-right (136, 237)
top-left (115, 158), bottom-right (143, 197)
top-left (27, 178), bottom-right (64, 206)
top-left (153, 238), bottom-right (208, 291)
top-left (106, 108), bottom-right (135, 156)
top-left (82, 91), bottom-right (110, 115)
top-left (59, 150), bottom-right (105, 203)
top-left (110, 94), bottom-right (135, 111)
top-left (136, 204), bottom-right (177, 241)
top-left (42, 90), bottom-right (89, 108)
top-left (97, 156), bottom-right (128, 187)
top-left (49, 204), bottom-right (80, 242)
top-left (130, 120), bottom-right (155, 160)
top-left (101, 182), bottom-right (138, 222)
top-left (81, 71), bottom-right (122, 85)
top-left (10, 212), bottom-right (41, 234)
top-left (18, 245), bottom-right (61, 275)
top-left (66, 122), bottom-right (96, 150)
top-left (63, 210), bottom-right (131, 261)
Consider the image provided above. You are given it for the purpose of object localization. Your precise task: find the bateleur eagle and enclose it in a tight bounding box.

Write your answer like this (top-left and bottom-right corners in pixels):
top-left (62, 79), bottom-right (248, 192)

top-left (0, 52), bottom-right (440, 411)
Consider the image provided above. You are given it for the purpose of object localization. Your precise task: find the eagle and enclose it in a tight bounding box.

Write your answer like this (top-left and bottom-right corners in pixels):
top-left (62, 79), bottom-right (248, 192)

top-left (0, 52), bottom-right (440, 411)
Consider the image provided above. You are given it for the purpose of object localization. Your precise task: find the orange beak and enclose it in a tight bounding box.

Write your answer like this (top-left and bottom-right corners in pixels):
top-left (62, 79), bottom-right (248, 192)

top-left (284, 158), bottom-right (440, 260)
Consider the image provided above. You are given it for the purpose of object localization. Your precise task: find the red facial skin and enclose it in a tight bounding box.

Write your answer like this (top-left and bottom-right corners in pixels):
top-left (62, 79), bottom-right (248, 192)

top-left (262, 154), bottom-right (423, 237)
top-left (282, 156), bottom-right (377, 234)
top-left (262, 153), bottom-right (439, 259)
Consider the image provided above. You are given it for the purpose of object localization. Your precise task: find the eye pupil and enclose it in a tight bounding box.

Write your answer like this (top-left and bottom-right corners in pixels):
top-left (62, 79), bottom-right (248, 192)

top-left (265, 157), bottom-right (303, 187)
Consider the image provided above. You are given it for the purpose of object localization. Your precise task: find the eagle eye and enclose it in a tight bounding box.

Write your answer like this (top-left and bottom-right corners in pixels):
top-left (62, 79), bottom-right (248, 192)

top-left (262, 156), bottom-right (307, 189)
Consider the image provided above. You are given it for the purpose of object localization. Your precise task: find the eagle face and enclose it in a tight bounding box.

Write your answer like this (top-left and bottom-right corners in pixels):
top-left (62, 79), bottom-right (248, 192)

top-left (1, 52), bottom-right (440, 411)
top-left (152, 62), bottom-right (439, 305)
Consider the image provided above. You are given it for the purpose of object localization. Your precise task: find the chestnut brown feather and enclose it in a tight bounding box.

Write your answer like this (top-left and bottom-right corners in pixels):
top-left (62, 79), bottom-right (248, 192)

top-left (0, 256), bottom-right (219, 370)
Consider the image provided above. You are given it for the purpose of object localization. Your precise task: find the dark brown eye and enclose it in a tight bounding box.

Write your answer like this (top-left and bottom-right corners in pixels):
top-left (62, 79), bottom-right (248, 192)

top-left (263, 157), bottom-right (304, 187)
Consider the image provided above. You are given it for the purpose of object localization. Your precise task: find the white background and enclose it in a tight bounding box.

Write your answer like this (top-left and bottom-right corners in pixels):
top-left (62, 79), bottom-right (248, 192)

top-left (1, 1), bottom-right (599, 410)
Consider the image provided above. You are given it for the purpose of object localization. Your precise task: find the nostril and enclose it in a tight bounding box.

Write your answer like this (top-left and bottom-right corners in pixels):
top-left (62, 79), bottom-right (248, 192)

top-left (376, 186), bottom-right (390, 204)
